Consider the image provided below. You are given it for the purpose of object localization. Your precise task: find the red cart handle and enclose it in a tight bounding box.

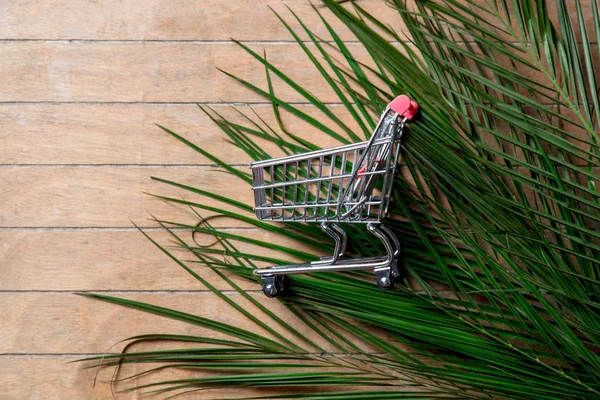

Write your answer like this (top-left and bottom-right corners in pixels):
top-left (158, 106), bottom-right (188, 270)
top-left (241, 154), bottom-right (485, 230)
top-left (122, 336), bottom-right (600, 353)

top-left (357, 159), bottom-right (385, 179)
top-left (388, 95), bottom-right (419, 120)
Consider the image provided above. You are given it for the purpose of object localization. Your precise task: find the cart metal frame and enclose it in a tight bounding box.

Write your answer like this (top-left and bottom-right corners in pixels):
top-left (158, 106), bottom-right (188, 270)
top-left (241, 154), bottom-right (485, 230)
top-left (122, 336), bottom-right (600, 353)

top-left (250, 95), bottom-right (418, 297)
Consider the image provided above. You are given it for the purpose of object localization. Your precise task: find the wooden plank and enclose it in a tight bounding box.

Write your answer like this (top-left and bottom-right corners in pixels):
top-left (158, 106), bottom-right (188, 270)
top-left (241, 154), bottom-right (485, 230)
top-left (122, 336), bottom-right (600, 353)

top-left (0, 42), bottom-right (376, 103)
top-left (1, 1), bottom-right (596, 45)
top-left (0, 229), bottom-right (319, 291)
top-left (0, 41), bottom-right (588, 104)
top-left (0, 292), bottom-right (386, 354)
top-left (0, 356), bottom-right (385, 399)
top-left (4, 160), bottom-right (585, 229)
top-left (0, 160), bottom-right (425, 228)
top-left (0, 357), bottom-right (118, 400)
top-left (0, 103), bottom-right (593, 166)
top-left (0, 0), bottom-right (399, 41)
top-left (0, 104), bottom-right (357, 165)
top-left (0, 167), bottom-right (254, 228)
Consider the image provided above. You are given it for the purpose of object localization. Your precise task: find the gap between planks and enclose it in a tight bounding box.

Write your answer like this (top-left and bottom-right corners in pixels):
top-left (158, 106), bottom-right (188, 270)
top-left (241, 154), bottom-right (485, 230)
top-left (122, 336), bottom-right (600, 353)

top-left (0, 164), bottom-right (249, 168)
top-left (0, 226), bottom-right (261, 231)
top-left (0, 289), bottom-right (451, 294)
top-left (0, 354), bottom-right (393, 358)
top-left (0, 101), bottom-right (573, 106)
top-left (0, 39), bottom-right (370, 45)
top-left (0, 101), bottom-right (347, 105)
top-left (0, 39), bottom-right (532, 45)
top-left (0, 290), bottom-right (264, 294)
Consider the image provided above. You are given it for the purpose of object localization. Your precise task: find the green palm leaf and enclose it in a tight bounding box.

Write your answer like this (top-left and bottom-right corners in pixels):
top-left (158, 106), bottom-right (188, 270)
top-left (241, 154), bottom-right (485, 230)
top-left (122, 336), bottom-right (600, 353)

top-left (80, 1), bottom-right (600, 398)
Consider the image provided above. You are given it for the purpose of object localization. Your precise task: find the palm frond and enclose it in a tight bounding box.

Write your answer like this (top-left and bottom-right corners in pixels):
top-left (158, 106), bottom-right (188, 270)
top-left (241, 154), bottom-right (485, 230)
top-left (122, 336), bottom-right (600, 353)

top-left (81, 1), bottom-right (600, 398)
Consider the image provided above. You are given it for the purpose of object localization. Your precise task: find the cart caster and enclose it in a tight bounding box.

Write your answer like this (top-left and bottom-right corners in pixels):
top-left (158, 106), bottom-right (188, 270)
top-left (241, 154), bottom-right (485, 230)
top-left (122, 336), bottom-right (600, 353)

top-left (261, 274), bottom-right (285, 298)
top-left (375, 268), bottom-right (395, 290)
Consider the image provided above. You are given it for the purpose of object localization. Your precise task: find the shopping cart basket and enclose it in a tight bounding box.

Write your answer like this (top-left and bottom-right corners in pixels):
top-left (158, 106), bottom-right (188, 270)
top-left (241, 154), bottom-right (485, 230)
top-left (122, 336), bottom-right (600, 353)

top-left (250, 95), bottom-right (419, 297)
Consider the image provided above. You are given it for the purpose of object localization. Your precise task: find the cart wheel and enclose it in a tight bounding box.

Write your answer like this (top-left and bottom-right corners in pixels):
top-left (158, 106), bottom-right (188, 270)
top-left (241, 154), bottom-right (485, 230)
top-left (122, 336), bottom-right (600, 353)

top-left (261, 274), bottom-right (285, 298)
top-left (375, 269), bottom-right (395, 290)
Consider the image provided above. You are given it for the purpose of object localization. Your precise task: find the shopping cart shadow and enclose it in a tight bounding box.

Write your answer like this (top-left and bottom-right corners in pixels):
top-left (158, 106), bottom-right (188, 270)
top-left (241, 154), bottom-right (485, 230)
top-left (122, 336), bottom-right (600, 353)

top-left (250, 95), bottom-right (419, 297)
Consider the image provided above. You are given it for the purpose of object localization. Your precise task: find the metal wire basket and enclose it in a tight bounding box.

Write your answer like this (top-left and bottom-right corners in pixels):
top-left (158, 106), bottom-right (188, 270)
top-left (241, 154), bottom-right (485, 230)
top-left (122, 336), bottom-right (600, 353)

top-left (250, 95), bottom-right (419, 297)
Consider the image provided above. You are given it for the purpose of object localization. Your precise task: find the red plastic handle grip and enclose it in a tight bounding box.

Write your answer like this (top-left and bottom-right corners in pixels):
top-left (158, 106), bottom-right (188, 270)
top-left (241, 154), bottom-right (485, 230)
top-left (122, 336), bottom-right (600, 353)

top-left (388, 95), bottom-right (419, 120)
top-left (357, 159), bottom-right (385, 179)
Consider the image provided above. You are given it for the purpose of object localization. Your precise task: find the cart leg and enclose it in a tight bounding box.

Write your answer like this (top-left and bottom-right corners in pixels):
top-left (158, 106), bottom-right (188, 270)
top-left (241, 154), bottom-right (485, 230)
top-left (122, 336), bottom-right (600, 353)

top-left (330, 223), bottom-right (348, 258)
top-left (380, 224), bottom-right (401, 260)
top-left (261, 274), bottom-right (285, 298)
top-left (367, 223), bottom-right (396, 289)
top-left (379, 224), bottom-right (404, 283)
top-left (314, 222), bottom-right (346, 265)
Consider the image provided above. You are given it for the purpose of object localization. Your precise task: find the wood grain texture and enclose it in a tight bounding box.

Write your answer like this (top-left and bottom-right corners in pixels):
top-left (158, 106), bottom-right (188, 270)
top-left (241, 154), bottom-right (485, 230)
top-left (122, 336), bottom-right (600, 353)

top-left (2, 0), bottom-right (585, 398)
top-left (0, 103), bottom-right (593, 166)
top-left (0, 357), bottom-right (116, 400)
top-left (0, 167), bottom-right (253, 228)
top-left (0, 42), bottom-right (376, 103)
top-left (1, 1), bottom-right (596, 44)
top-left (0, 292), bottom-right (384, 354)
top-left (0, 103), bottom-right (355, 165)
top-left (0, 0), bottom-right (398, 41)
top-left (0, 229), bottom-right (316, 291)
top-left (0, 163), bottom-right (423, 228)
top-left (1, 40), bottom-right (588, 104)
top-left (0, 357), bottom-right (382, 400)
top-left (1, 2), bottom-right (378, 400)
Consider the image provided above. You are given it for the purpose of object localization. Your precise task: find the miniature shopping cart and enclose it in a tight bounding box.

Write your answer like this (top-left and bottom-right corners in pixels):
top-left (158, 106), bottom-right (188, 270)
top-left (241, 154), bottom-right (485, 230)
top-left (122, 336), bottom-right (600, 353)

top-left (250, 95), bottom-right (419, 297)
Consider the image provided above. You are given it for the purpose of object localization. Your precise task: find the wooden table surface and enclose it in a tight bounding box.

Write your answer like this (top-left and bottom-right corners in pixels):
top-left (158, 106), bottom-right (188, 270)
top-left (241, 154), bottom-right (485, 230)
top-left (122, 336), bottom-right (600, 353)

top-left (1, 0), bottom-right (588, 398)
top-left (0, 1), bottom-right (395, 398)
